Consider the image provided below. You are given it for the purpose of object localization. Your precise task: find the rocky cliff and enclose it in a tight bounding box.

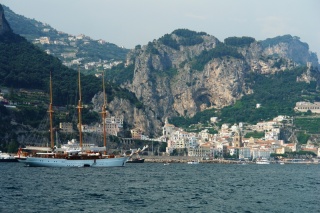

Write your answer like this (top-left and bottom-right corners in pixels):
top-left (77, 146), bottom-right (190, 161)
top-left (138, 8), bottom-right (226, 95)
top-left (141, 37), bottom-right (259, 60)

top-left (102, 30), bottom-right (319, 137)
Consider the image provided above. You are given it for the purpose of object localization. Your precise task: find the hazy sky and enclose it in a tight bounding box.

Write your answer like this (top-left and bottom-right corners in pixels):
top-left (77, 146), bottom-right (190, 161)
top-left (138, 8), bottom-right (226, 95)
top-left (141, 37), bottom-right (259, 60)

top-left (2, 0), bottom-right (320, 56)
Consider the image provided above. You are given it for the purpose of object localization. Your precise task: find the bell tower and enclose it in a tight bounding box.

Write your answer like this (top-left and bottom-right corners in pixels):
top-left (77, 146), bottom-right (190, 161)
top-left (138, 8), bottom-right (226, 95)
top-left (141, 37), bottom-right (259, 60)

top-left (233, 124), bottom-right (243, 147)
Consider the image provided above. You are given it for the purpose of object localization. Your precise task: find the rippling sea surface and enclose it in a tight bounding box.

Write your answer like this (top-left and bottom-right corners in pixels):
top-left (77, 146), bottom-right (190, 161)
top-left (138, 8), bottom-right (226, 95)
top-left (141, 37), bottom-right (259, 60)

top-left (0, 162), bottom-right (319, 213)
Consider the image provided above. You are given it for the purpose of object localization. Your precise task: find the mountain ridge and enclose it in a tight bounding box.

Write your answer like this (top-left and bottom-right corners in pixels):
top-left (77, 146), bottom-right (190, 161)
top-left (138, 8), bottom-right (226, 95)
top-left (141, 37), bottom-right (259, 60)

top-left (2, 4), bottom-right (129, 73)
top-left (1, 4), bottom-right (320, 139)
top-left (106, 29), bottom-right (319, 135)
top-left (0, 4), bottom-right (11, 34)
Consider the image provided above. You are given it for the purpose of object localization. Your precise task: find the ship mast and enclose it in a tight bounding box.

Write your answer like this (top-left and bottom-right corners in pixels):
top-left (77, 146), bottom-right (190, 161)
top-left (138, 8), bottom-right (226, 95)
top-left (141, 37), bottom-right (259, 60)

top-left (48, 71), bottom-right (54, 149)
top-left (77, 68), bottom-right (83, 151)
top-left (101, 71), bottom-right (107, 154)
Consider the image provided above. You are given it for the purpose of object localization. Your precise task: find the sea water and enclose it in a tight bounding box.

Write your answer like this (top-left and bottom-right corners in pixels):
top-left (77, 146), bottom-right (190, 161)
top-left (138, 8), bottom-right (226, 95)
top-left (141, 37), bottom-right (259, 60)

top-left (0, 162), bottom-right (319, 213)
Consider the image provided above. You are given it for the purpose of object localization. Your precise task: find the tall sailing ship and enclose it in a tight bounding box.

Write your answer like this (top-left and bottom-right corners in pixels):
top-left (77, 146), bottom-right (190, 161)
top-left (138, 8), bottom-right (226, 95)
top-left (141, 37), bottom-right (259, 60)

top-left (17, 70), bottom-right (129, 167)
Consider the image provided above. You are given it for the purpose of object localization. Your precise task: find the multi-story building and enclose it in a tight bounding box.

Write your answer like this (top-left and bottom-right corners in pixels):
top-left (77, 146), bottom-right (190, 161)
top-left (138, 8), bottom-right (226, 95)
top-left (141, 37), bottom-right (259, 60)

top-left (131, 128), bottom-right (142, 139)
top-left (255, 121), bottom-right (278, 131)
top-left (251, 148), bottom-right (272, 159)
top-left (239, 147), bottom-right (251, 159)
top-left (104, 115), bottom-right (123, 136)
top-left (283, 143), bottom-right (297, 152)
top-left (295, 102), bottom-right (320, 113)
top-left (188, 146), bottom-right (213, 157)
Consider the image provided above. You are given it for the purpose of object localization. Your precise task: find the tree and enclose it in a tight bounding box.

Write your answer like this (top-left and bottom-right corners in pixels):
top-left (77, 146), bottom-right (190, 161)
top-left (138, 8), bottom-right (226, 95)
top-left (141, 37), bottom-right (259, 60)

top-left (7, 140), bottom-right (19, 153)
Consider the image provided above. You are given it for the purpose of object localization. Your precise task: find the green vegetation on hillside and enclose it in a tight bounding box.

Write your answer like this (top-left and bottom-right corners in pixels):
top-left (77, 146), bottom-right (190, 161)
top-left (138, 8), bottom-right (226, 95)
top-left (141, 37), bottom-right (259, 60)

top-left (170, 66), bottom-right (319, 130)
top-left (159, 29), bottom-right (207, 50)
top-left (159, 34), bottom-right (179, 50)
top-left (296, 131), bottom-right (310, 144)
top-left (0, 31), bottom-right (100, 105)
top-left (106, 82), bottom-right (144, 110)
top-left (173, 29), bottom-right (206, 46)
top-left (74, 40), bottom-right (128, 62)
top-left (294, 117), bottom-right (320, 134)
top-left (244, 131), bottom-right (264, 139)
top-left (0, 31), bottom-right (138, 108)
top-left (220, 66), bottom-right (316, 123)
top-left (106, 63), bottom-right (134, 85)
top-left (224, 36), bottom-right (255, 47)
top-left (260, 35), bottom-right (307, 49)
top-left (0, 105), bottom-right (13, 152)
top-left (172, 29), bottom-right (207, 37)
top-left (146, 42), bottom-right (160, 54)
top-left (169, 108), bottom-right (218, 129)
top-left (190, 43), bottom-right (243, 71)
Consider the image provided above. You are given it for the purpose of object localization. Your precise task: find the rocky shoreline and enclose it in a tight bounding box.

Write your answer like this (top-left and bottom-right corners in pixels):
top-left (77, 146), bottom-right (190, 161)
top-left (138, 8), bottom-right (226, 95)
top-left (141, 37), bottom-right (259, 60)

top-left (143, 156), bottom-right (248, 164)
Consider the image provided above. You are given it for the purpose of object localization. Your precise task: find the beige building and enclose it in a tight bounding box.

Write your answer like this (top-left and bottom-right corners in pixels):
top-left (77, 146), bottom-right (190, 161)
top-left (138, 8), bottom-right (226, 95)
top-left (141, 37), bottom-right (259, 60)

top-left (131, 128), bottom-right (143, 139)
top-left (188, 146), bottom-right (213, 157)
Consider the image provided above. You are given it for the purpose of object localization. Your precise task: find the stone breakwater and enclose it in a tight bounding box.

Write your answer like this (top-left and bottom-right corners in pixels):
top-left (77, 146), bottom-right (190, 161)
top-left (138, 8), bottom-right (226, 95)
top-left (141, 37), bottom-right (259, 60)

top-left (143, 156), bottom-right (319, 164)
top-left (143, 156), bottom-right (250, 164)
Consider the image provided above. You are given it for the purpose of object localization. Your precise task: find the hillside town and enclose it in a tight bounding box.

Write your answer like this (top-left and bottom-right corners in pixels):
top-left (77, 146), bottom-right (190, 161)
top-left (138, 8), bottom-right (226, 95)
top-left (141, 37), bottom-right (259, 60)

top-left (59, 112), bottom-right (319, 162)
top-left (33, 33), bottom-right (124, 74)
top-left (161, 116), bottom-right (319, 161)
top-left (1, 86), bottom-right (320, 162)
top-left (2, 84), bottom-right (320, 162)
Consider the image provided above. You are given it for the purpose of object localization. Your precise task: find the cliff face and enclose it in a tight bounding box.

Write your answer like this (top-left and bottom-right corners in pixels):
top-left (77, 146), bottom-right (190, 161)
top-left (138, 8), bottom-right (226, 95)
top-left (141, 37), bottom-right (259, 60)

top-left (107, 33), bottom-right (318, 135)
top-left (0, 5), bottom-right (11, 35)
top-left (100, 31), bottom-right (320, 137)
top-left (261, 35), bottom-right (319, 66)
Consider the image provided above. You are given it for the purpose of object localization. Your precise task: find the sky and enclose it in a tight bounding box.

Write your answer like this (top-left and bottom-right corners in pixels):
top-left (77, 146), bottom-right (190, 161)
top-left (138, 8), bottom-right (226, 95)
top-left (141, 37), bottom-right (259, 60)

top-left (1, 0), bottom-right (320, 56)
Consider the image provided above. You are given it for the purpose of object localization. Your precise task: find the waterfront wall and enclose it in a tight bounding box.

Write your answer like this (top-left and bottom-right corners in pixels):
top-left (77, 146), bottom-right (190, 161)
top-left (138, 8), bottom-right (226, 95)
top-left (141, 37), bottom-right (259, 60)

top-left (143, 156), bottom-right (244, 164)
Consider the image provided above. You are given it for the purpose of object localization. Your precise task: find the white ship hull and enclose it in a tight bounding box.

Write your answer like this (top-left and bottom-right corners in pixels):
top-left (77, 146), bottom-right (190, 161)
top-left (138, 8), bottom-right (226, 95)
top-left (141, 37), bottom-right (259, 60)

top-left (256, 161), bottom-right (270, 164)
top-left (187, 161), bottom-right (199, 164)
top-left (19, 156), bottom-right (129, 167)
top-left (256, 160), bottom-right (270, 164)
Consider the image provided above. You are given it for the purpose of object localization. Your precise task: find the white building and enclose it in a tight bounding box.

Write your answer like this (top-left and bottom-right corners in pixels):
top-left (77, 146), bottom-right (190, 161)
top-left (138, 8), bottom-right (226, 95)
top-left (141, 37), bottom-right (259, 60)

top-left (199, 129), bottom-right (210, 143)
top-left (251, 149), bottom-right (271, 159)
top-left (162, 118), bottom-right (176, 137)
top-left (255, 121), bottom-right (278, 131)
top-left (210, 117), bottom-right (218, 123)
top-left (265, 128), bottom-right (280, 140)
top-left (239, 147), bottom-right (251, 159)
top-left (295, 102), bottom-right (320, 113)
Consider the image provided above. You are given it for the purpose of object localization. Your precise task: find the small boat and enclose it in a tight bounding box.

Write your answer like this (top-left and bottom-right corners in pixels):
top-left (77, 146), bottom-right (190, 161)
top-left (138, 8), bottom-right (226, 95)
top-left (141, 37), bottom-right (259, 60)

top-left (0, 151), bottom-right (18, 162)
top-left (127, 145), bottom-right (148, 163)
top-left (164, 163), bottom-right (170, 165)
top-left (126, 158), bottom-right (145, 163)
top-left (256, 158), bottom-right (270, 164)
top-left (187, 160), bottom-right (199, 164)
